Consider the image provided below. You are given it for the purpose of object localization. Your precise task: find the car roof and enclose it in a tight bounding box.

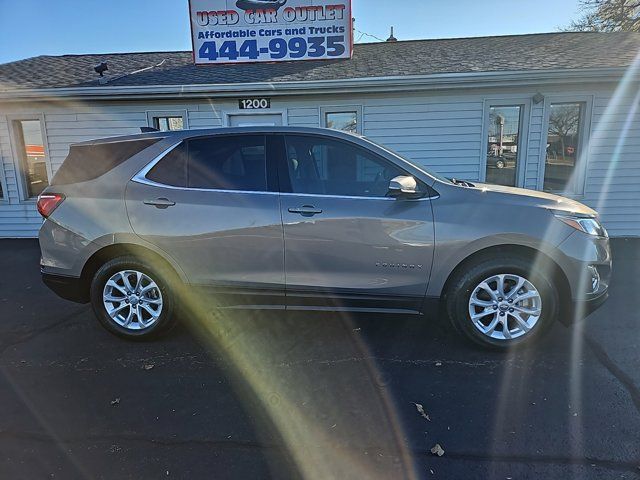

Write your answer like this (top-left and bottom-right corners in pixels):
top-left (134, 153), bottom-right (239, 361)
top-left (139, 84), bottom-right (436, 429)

top-left (72, 126), bottom-right (364, 146)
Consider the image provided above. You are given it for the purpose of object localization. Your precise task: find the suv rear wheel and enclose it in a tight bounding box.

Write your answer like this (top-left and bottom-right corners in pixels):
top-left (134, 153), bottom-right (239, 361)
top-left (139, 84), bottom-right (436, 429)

top-left (90, 256), bottom-right (176, 340)
top-left (446, 256), bottom-right (558, 349)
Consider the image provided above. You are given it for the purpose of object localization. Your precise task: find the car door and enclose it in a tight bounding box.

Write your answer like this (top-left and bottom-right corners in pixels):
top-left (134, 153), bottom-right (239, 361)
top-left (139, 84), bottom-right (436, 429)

top-left (125, 134), bottom-right (285, 307)
top-left (278, 134), bottom-right (435, 312)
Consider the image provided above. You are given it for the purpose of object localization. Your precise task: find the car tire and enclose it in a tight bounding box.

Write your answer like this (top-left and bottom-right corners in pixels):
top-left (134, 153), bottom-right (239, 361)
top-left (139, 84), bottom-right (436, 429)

top-left (496, 160), bottom-right (505, 169)
top-left (90, 256), bottom-right (177, 340)
top-left (445, 256), bottom-right (558, 350)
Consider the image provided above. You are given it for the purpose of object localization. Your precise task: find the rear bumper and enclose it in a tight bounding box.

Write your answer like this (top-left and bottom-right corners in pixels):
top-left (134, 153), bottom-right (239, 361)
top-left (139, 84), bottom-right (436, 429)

top-left (41, 271), bottom-right (89, 304)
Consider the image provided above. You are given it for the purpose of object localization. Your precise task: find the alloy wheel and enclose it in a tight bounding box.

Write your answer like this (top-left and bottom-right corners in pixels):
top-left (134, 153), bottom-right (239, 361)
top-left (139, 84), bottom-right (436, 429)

top-left (468, 273), bottom-right (542, 341)
top-left (102, 270), bottom-right (163, 330)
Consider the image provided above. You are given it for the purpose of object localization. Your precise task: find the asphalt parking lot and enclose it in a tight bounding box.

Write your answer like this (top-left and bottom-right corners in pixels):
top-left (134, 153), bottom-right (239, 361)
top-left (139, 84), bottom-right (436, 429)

top-left (0, 239), bottom-right (639, 479)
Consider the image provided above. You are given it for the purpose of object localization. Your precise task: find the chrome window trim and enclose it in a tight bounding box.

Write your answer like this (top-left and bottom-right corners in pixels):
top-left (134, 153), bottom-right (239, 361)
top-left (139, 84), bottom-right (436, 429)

top-left (132, 140), bottom-right (439, 201)
top-left (132, 141), bottom-right (182, 185)
top-left (280, 192), bottom-right (437, 202)
top-left (132, 140), bottom-right (277, 195)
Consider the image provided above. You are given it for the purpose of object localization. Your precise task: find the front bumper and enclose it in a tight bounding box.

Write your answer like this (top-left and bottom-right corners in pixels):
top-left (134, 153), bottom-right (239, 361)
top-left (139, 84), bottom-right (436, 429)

top-left (572, 288), bottom-right (609, 320)
top-left (555, 231), bottom-right (611, 324)
top-left (557, 231), bottom-right (612, 298)
top-left (42, 270), bottom-right (89, 304)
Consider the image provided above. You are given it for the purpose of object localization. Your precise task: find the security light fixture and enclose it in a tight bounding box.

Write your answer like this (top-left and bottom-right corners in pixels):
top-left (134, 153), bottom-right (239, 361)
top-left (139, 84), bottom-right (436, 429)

top-left (94, 62), bottom-right (109, 77)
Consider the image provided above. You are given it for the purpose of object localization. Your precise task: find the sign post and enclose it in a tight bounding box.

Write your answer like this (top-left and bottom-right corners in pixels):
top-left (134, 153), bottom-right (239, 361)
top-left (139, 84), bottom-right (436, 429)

top-left (189, 0), bottom-right (353, 65)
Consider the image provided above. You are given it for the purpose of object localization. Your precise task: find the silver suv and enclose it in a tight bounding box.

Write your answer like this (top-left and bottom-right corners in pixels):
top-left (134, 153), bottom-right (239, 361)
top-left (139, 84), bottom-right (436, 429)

top-left (38, 127), bottom-right (611, 349)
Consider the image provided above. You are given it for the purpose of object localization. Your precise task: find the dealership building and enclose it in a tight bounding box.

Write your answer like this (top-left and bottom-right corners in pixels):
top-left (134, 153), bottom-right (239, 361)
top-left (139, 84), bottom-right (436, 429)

top-left (0, 31), bottom-right (639, 238)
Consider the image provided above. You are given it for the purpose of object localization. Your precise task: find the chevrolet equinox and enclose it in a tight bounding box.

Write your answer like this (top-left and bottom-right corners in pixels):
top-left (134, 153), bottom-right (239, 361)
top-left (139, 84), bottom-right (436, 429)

top-left (38, 127), bottom-right (611, 349)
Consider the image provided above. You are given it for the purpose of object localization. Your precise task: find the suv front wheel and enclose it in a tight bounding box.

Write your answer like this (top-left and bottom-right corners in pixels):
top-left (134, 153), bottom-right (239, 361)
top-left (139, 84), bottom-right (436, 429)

top-left (446, 256), bottom-right (559, 349)
top-left (90, 256), bottom-right (176, 340)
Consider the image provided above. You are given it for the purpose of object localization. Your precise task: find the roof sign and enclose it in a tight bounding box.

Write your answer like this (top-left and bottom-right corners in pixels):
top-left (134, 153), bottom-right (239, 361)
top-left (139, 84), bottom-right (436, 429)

top-left (189, 0), bottom-right (353, 65)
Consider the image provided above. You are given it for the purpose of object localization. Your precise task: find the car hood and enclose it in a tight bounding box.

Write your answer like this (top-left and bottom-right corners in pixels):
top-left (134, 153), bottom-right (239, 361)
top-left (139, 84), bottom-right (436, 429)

top-left (471, 183), bottom-right (598, 216)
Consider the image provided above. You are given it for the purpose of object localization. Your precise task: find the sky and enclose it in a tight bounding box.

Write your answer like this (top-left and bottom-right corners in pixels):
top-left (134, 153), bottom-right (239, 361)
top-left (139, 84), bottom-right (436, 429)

top-left (0, 0), bottom-right (582, 64)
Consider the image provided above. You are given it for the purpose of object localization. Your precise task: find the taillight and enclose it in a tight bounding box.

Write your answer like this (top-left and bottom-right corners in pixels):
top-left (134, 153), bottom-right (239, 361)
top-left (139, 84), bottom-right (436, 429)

top-left (37, 193), bottom-right (65, 218)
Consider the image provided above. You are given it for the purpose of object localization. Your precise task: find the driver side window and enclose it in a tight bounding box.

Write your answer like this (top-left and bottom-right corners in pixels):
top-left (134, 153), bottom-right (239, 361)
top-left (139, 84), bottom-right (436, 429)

top-left (284, 135), bottom-right (405, 198)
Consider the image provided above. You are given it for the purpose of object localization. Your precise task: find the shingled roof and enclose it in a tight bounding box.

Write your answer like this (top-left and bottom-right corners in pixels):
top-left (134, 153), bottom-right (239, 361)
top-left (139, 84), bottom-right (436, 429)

top-left (1, 32), bottom-right (639, 91)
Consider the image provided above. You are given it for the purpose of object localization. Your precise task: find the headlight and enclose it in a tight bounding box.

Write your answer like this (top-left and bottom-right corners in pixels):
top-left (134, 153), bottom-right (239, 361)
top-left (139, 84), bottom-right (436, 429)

top-left (554, 213), bottom-right (608, 237)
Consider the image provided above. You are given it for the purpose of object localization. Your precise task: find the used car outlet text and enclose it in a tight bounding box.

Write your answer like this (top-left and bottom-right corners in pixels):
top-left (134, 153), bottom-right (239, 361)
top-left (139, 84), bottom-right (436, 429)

top-left (196, 4), bottom-right (346, 27)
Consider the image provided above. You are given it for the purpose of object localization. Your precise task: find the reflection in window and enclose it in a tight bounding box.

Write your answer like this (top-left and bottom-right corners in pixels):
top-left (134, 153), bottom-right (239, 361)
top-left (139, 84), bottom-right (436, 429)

top-left (153, 116), bottom-right (184, 132)
top-left (15, 120), bottom-right (48, 198)
top-left (188, 135), bottom-right (267, 191)
top-left (325, 112), bottom-right (358, 133)
top-left (486, 106), bottom-right (522, 187)
top-left (544, 103), bottom-right (583, 193)
top-left (284, 135), bottom-right (404, 197)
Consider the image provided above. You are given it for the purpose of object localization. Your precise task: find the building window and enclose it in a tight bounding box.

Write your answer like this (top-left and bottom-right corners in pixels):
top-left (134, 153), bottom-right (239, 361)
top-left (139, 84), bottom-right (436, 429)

top-left (153, 116), bottom-right (184, 132)
top-left (544, 103), bottom-right (584, 193)
top-left (321, 106), bottom-right (362, 134)
top-left (326, 111), bottom-right (358, 133)
top-left (13, 119), bottom-right (49, 198)
top-left (486, 105), bottom-right (523, 187)
top-left (147, 111), bottom-right (188, 132)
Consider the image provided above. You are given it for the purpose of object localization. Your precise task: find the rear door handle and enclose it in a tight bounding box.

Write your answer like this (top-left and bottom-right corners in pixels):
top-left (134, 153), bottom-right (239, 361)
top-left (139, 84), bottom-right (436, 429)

top-left (143, 198), bottom-right (176, 209)
top-left (288, 205), bottom-right (323, 217)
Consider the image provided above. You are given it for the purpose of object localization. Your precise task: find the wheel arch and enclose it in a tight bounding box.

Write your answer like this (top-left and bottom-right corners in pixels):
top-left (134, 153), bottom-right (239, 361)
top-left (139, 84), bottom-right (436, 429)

top-left (78, 243), bottom-right (185, 302)
top-left (440, 244), bottom-right (571, 316)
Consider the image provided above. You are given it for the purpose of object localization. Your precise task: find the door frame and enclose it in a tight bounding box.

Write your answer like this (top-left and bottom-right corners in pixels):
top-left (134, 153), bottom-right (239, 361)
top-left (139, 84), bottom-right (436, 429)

top-left (224, 110), bottom-right (287, 127)
top-left (479, 98), bottom-right (532, 187)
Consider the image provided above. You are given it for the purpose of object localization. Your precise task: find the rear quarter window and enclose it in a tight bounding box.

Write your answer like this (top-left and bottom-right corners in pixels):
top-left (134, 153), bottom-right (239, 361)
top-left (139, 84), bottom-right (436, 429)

top-left (51, 138), bottom-right (161, 185)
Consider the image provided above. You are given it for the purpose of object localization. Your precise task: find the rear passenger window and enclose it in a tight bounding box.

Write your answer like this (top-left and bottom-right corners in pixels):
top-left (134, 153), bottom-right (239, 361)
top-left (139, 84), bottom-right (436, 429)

top-left (146, 143), bottom-right (187, 187)
top-left (188, 135), bottom-right (267, 191)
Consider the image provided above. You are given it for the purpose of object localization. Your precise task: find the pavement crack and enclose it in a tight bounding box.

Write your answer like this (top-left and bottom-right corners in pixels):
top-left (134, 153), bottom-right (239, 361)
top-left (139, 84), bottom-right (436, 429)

top-left (278, 355), bottom-right (504, 369)
top-left (584, 334), bottom-right (640, 415)
top-left (0, 429), bottom-right (272, 451)
top-left (0, 306), bottom-right (89, 356)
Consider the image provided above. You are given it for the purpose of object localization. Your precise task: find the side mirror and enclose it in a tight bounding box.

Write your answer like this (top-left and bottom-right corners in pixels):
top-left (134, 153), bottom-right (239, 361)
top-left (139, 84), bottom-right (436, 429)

top-left (388, 175), bottom-right (418, 197)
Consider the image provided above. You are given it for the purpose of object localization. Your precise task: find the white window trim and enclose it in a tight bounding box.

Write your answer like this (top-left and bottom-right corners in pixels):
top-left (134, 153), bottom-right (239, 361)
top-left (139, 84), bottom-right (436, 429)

top-left (146, 110), bottom-right (189, 131)
top-left (320, 105), bottom-right (363, 134)
top-left (0, 144), bottom-right (7, 204)
top-left (223, 110), bottom-right (287, 126)
top-left (480, 98), bottom-right (532, 187)
top-left (538, 95), bottom-right (594, 198)
top-left (7, 113), bottom-right (53, 202)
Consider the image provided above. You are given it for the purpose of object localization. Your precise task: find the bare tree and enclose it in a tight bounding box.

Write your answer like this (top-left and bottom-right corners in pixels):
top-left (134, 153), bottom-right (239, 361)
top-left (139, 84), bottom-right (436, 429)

top-left (548, 105), bottom-right (581, 161)
top-left (565, 0), bottom-right (640, 32)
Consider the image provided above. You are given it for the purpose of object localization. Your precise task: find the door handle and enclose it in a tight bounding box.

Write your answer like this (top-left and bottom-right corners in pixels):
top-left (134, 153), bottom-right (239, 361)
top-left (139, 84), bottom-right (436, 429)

top-left (288, 205), bottom-right (323, 217)
top-left (143, 198), bottom-right (176, 209)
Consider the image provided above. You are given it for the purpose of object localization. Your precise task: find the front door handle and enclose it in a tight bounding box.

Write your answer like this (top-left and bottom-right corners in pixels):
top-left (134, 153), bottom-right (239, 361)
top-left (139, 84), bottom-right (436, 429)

top-left (288, 205), bottom-right (323, 217)
top-left (143, 198), bottom-right (176, 209)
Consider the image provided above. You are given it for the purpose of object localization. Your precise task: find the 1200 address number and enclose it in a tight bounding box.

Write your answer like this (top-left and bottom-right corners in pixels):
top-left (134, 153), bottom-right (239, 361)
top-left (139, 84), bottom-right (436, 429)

top-left (198, 36), bottom-right (347, 61)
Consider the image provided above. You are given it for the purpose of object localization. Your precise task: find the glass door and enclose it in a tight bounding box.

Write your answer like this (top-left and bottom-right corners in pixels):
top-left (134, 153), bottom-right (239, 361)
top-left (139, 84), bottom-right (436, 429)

top-left (485, 105), bottom-right (524, 187)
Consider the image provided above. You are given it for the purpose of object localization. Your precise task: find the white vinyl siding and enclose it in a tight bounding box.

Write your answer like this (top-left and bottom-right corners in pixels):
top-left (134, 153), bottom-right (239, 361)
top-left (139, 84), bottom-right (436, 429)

top-left (0, 85), bottom-right (638, 237)
top-left (0, 115), bottom-right (44, 236)
top-left (524, 102), bottom-right (544, 190)
top-left (363, 98), bottom-right (484, 181)
top-left (582, 92), bottom-right (640, 236)
top-left (287, 107), bottom-right (319, 127)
